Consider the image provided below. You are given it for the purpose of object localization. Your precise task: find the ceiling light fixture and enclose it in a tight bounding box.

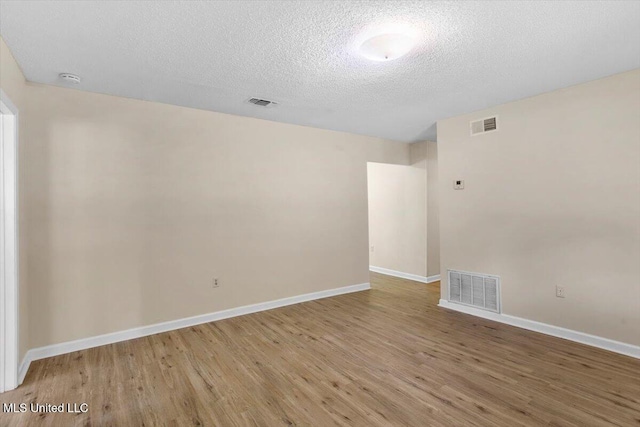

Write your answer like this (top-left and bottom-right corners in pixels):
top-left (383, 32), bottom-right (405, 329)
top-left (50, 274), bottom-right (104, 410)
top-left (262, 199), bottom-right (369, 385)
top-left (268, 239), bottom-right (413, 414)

top-left (358, 32), bottom-right (416, 61)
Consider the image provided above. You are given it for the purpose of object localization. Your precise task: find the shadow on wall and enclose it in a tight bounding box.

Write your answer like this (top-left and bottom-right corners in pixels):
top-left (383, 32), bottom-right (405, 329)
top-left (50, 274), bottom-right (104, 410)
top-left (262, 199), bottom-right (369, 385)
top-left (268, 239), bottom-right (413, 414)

top-left (413, 123), bottom-right (437, 143)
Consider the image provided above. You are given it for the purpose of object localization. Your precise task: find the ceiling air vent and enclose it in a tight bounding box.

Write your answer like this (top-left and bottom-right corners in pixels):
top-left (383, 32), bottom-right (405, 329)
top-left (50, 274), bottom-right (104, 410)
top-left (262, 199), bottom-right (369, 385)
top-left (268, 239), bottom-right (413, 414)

top-left (470, 116), bottom-right (498, 136)
top-left (448, 270), bottom-right (501, 313)
top-left (248, 98), bottom-right (277, 107)
top-left (58, 73), bottom-right (82, 84)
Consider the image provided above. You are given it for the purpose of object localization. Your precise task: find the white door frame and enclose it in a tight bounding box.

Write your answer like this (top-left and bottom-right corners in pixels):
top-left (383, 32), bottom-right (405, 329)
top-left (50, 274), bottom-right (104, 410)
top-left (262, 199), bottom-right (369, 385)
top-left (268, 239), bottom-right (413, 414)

top-left (0, 89), bottom-right (19, 392)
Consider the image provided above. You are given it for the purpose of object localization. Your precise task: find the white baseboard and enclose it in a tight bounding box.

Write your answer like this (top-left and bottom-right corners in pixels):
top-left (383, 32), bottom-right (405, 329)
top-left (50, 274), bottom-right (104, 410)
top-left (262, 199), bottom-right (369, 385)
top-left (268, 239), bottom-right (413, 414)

top-left (18, 356), bottom-right (30, 385)
top-left (370, 266), bottom-right (440, 284)
top-left (438, 299), bottom-right (640, 359)
top-left (17, 282), bottom-right (371, 384)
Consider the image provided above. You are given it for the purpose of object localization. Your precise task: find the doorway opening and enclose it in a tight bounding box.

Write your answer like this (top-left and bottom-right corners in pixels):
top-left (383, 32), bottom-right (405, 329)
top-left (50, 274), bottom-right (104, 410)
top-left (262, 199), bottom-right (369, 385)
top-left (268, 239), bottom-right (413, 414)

top-left (366, 162), bottom-right (427, 283)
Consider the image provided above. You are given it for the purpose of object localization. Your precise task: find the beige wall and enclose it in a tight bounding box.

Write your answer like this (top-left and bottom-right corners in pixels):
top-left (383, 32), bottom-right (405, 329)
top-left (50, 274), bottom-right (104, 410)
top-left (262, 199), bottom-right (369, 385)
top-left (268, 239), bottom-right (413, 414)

top-left (367, 162), bottom-right (426, 276)
top-left (426, 141), bottom-right (440, 277)
top-left (407, 140), bottom-right (440, 279)
top-left (438, 69), bottom-right (640, 345)
top-left (20, 80), bottom-right (410, 349)
top-left (0, 37), bottom-right (29, 359)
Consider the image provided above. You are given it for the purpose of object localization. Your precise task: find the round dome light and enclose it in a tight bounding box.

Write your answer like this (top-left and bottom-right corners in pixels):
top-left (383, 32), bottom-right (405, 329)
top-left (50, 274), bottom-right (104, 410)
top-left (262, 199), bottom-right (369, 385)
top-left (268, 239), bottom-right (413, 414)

top-left (358, 33), bottom-right (416, 61)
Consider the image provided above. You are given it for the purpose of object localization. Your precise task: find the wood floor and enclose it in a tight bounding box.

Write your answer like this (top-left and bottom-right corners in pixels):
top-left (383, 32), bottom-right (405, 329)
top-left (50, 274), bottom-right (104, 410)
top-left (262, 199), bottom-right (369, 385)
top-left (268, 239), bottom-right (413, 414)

top-left (1, 273), bottom-right (639, 426)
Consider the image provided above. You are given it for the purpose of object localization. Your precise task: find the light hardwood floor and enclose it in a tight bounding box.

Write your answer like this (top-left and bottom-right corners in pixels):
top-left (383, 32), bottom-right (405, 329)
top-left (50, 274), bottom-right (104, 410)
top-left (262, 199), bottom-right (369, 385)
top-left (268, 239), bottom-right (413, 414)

top-left (1, 273), bottom-right (639, 426)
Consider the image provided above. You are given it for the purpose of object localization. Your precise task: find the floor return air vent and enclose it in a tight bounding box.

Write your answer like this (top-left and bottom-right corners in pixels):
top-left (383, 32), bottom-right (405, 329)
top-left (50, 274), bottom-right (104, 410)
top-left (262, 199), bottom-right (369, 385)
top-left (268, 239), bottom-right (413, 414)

top-left (447, 270), bottom-right (501, 313)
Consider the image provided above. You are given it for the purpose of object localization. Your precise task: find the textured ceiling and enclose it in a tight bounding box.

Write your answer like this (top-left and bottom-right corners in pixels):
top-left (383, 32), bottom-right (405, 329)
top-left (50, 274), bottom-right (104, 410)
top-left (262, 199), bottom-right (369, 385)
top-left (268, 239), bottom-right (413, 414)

top-left (1, 1), bottom-right (639, 142)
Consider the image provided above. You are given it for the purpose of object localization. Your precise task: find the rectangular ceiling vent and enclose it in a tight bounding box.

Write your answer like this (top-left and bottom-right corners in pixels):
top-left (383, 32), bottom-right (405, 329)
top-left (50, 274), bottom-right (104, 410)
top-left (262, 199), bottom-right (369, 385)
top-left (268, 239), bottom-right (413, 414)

top-left (448, 270), bottom-right (501, 313)
top-left (248, 98), bottom-right (277, 107)
top-left (470, 116), bottom-right (498, 136)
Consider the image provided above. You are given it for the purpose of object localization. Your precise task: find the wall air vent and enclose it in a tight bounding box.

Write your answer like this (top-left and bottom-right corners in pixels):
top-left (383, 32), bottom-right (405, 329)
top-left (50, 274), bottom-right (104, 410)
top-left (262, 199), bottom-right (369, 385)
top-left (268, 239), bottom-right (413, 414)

top-left (470, 116), bottom-right (498, 136)
top-left (248, 98), bottom-right (277, 107)
top-left (448, 270), bottom-right (501, 313)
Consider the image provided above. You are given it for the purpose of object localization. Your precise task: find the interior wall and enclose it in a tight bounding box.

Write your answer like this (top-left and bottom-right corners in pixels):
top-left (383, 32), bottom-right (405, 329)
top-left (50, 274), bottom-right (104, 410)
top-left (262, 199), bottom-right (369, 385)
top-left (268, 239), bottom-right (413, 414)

top-left (367, 162), bottom-right (426, 277)
top-left (407, 140), bottom-right (439, 279)
top-left (21, 81), bottom-right (410, 349)
top-left (426, 141), bottom-right (440, 277)
top-left (438, 69), bottom-right (640, 345)
top-left (0, 37), bottom-right (29, 360)
top-left (410, 141), bottom-right (429, 277)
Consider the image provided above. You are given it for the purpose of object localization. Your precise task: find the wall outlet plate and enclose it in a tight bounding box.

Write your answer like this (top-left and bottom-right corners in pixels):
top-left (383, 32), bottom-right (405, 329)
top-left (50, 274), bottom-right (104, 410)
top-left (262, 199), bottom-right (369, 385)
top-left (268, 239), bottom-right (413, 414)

top-left (454, 180), bottom-right (465, 190)
top-left (556, 285), bottom-right (565, 298)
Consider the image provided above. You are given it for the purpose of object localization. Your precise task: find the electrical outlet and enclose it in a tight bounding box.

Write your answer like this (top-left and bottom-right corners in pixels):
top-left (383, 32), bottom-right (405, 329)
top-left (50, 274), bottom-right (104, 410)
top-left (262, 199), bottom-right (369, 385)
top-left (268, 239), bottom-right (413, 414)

top-left (556, 285), bottom-right (565, 298)
top-left (213, 278), bottom-right (219, 288)
top-left (454, 180), bottom-right (465, 190)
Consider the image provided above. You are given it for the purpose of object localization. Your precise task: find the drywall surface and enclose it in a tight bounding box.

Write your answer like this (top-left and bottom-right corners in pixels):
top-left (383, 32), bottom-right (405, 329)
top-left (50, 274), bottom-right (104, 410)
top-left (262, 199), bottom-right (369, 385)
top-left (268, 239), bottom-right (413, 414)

top-left (0, 36), bottom-right (29, 359)
top-left (438, 69), bottom-right (640, 345)
top-left (22, 82), bottom-right (410, 349)
top-left (368, 162), bottom-right (426, 277)
top-left (426, 141), bottom-right (440, 277)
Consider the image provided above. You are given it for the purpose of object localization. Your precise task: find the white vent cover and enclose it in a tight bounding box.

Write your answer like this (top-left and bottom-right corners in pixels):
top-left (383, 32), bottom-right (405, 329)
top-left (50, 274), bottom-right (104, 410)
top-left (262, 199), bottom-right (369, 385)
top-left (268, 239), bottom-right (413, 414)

top-left (448, 270), bottom-right (500, 313)
top-left (470, 116), bottom-right (498, 136)
top-left (58, 73), bottom-right (82, 84)
top-left (248, 97), bottom-right (277, 107)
